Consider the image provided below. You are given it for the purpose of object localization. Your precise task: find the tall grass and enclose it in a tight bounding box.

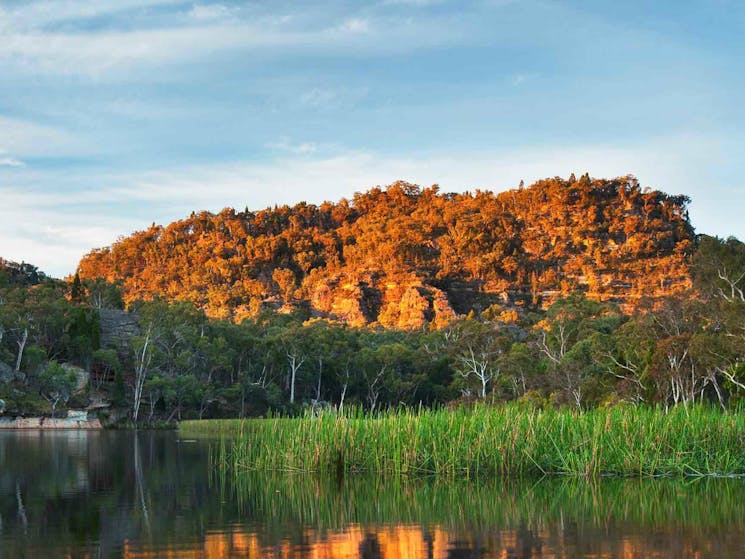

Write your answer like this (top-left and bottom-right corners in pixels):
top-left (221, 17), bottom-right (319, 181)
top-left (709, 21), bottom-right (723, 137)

top-left (181, 404), bottom-right (745, 477)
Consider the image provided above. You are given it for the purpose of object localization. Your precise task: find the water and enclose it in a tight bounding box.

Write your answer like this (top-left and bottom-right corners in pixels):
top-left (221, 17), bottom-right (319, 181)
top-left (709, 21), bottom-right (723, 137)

top-left (1, 431), bottom-right (745, 558)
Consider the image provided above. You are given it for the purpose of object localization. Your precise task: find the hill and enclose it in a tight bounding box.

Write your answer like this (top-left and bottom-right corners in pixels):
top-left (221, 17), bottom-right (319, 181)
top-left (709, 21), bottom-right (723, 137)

top-left (77, 175), bottom-right (695, 327)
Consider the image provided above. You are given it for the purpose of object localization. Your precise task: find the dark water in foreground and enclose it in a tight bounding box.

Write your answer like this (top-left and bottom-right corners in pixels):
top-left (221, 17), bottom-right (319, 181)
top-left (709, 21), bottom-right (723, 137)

top-left (1, 431), bottom-right (745, 558)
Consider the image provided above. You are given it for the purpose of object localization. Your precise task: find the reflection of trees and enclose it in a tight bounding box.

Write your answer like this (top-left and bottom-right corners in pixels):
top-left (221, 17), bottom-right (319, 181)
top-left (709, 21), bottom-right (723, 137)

top-left (133, 431), bottom-right (150, 536)
top-left (4, 433), bottom-right (745, 558)
top-left (0, 432), bottom-right (219, 557)
top-left (223, 473), bottom-right (745, 559)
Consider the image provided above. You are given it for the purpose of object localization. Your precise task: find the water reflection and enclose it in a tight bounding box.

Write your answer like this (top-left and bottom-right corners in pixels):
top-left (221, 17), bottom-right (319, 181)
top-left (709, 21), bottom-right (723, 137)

top-left (1, 430), bottom-right (744, 558)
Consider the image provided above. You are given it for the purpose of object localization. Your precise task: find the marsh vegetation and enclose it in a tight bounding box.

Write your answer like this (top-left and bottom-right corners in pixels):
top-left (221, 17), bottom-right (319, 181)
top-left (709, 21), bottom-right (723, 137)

top-left (183, 404), bottom-right (745, 477)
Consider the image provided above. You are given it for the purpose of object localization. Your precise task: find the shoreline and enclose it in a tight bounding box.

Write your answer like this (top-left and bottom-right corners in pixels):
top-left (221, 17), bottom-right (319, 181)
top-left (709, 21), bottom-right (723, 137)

top-left (0, 416), bottom-right (103, 430)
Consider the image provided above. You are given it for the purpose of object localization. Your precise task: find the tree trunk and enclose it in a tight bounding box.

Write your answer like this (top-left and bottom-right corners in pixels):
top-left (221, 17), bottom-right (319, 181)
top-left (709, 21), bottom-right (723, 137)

top-left (315, 357), bottom-right (323, 402)
top-left (339, 383), bottom-right (348, 413)
top-left (148, 397), bottom-right (156, 423)
top-left (132, 330), bottom-right (152, 423)
top-left (15, 328), bottom-right (27, 373)
top-left (287, 352), bottom-right (305, 404)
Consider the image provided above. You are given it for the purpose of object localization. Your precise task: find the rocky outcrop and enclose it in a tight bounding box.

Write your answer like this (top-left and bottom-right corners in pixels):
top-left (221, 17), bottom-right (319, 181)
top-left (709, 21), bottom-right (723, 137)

top-left (0, 410), bottom-right (102, 429)
top-left (98, 309), bottom-right (140, 357)
top-left (61, 363), bottom-right (90, 394)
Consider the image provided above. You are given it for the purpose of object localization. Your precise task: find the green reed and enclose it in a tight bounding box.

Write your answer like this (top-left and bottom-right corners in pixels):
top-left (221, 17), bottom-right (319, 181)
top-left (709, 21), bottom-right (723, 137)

top-left (181, 404), bottom-right (745, 477)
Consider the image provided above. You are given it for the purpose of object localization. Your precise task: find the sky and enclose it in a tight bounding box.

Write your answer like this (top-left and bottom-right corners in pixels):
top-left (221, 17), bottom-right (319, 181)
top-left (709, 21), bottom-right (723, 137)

top-left (0, 0), bottom-right (743, 277)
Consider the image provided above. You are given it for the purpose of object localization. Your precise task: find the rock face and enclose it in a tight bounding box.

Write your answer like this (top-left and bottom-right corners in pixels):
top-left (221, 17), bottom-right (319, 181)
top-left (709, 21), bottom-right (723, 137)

top-left (0, 410), bottom-right (102, 429)
top-left (308, 275), bottom-right (458, 328)
top-left (98, 309), bottom-right (140, 357)
top-left (61, 363), bottom-right (90, 394)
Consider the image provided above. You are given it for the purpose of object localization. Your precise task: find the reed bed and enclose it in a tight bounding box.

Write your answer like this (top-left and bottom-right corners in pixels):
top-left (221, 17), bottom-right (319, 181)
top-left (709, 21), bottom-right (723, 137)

top-left (180, 404), bottom-right (745, 477)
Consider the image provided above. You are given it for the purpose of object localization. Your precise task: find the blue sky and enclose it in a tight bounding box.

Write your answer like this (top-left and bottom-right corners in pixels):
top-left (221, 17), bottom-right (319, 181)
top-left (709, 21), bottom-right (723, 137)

top-left (0, 0), bottom-right (743, 277)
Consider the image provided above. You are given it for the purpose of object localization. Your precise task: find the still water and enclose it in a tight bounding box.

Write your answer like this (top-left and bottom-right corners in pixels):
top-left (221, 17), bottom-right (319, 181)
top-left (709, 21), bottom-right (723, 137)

top-left (1, 430), bottom-right (745, 558)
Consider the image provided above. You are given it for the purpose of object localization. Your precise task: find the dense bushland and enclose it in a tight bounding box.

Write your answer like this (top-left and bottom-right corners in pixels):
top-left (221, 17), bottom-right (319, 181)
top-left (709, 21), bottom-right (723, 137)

top-left (77, 176), bottom-right (693, 326)
top-left (1, 180), bottom-right (744, 421)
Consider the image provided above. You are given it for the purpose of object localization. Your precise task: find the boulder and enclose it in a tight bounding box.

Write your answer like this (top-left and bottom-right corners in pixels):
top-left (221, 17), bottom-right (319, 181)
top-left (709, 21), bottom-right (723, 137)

top-left (66, 409), bottom-right (88, 421)
top-left (61, 364), bottom-right (90, 394)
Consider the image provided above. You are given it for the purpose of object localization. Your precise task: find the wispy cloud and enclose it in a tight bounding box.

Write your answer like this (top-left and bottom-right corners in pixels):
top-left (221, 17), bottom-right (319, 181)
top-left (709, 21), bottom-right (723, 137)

top-left (0, 116), bottom-right (79, 157)
top-left (0, 133), bottom-right (730, 277)
top-left (0, 0), bottom-right (740, 280)
top-left (0, 1), bottom-right (477, 77)
top-left (265, 137), bottom-right (318, 154)
top-left (0, 151), bottom-right (25, 167)
top-left (0, 0), bottom-right (184, 29)
top-left (511, 72), bottom-right (539, 86)
top-left (339, 18), bottom-right (370, 34)
top-left (188, 3), bottom-right (237, 22)
top-left (1, 25), bottom-right (272, 76)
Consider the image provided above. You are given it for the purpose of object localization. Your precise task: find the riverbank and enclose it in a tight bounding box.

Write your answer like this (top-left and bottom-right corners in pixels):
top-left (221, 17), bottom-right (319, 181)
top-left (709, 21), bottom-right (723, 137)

top-left (181, 405), bottom-right (745, 477)
top-left (0, 412), bottom-right (102, 430)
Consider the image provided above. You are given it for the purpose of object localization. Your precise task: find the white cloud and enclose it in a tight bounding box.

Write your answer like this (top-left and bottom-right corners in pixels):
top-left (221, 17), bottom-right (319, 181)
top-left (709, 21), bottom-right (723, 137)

top-left (0, 133), bottom-right (734, 278)
top-left (188, 3), bottom-right (235, 22)
top-left (265, 137), bottom-right (318, 154)
top-left (299, 87), bottom-right (341, 109)
top-left (0, 153), bottom-right (25, 167)
top-left (0, 5), bottom-right (474, 77)
top-left (339, 18), bottom-right (370, 34)
top-left (0, 0), bottom-right (186, 29)
top-left (511, 72), bottom-right (539, 86)
top-left (264, 85), bottom-right (369, 112)
top-left (1, 25), bottom-right (270, 76)
top-left (0, 116), bottom-right (79, 157)
top-left (0, 197), bottom-right (130, 278)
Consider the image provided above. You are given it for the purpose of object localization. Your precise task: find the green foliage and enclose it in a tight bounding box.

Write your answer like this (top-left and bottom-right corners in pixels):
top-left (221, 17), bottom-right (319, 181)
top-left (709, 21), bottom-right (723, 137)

top-left (38, 361), bottom-right (78, 414)
top-left (189, 404), bottom-right (745, 478)
top-left (3, 227), bottom-right (745, 421)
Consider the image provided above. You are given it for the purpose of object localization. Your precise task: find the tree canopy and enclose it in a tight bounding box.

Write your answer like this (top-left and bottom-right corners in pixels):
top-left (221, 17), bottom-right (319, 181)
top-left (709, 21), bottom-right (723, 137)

top-left (77, 176), bottom-right (694, 327)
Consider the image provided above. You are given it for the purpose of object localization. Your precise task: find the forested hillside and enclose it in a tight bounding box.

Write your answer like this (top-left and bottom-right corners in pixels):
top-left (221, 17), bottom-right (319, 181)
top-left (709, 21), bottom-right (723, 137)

top-left (77, 175), bottom-right (694, 326)
top-left (2, 178), bottom-right (745, 421)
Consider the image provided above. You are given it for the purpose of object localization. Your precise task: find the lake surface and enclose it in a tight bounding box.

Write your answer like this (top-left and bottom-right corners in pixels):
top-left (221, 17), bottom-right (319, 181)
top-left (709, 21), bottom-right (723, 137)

top-left (1, 430), bottom-right (745, 558)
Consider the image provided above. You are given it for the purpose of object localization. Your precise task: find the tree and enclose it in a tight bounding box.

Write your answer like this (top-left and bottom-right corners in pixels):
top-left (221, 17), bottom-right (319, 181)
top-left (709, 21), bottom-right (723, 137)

top-left (272, 268), bottom-right (297, 304)
top-left (271, 322), bottom-right (311, 405)
top-left (592, 319), bottom-right (653, 404)
top-left (70, 272), bottom-right (84, 304)
top-left (501, 342), bottom-right (541, 399)
top-left (38, 361), bottom-right (78, 415)
top-left (166, 374), bottom-right (202, 421)
top-left (533, 295), bottom-right (624, 408)
top-left (693, 236), bottom-right (745, 304)
top-left (83, 278), bottom-right (124, 309)
top-left (447, 318), bottom-right (511, 400)
top-left (131, 325), bottom-right (155, 423)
